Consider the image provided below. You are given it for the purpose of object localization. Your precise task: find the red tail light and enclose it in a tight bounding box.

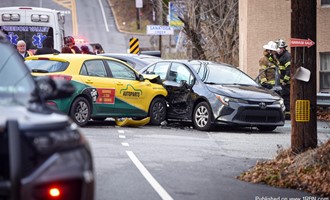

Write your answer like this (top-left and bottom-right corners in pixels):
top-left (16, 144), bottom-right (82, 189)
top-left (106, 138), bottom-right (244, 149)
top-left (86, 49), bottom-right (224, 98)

top-left (49, 187), bottom-right (61, 198)
top-left (48, 75), bottom-right (72, 81)
top-left (33, 180), bottom-right (82, 200)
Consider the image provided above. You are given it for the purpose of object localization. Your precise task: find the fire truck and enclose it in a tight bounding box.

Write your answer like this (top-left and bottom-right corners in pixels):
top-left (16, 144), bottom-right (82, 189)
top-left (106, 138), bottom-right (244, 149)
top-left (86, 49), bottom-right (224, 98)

top-left (0, 6), bottom-right (65, 53)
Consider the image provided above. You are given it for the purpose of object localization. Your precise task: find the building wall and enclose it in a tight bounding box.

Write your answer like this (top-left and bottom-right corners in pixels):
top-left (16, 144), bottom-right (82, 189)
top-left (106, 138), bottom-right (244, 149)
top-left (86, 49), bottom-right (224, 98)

top-left (317, 2), bottom-right (330, 90)
top-left (239, 0), bottom-right (291, 79)
top-left (240, 0), bottom-right (330, 91)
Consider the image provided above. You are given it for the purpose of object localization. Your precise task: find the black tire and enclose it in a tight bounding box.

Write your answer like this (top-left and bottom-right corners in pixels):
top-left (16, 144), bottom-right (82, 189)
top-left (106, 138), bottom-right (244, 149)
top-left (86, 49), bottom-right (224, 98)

top-left (92, 117), bottom-right (107, 121)
top-left (70, 97), bottom-right (91, 126)
top-left (193, 102), bottom-right (212, 131)
top-left (149, 97), bottom-right (166, 125)
top-left (257, 126), bottom-right (277, 132)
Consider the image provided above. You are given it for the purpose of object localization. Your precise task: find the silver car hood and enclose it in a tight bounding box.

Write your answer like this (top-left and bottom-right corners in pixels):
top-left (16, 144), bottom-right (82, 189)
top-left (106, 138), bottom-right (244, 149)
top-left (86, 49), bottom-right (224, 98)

top-left (206, 84), bottom-right (281, 101)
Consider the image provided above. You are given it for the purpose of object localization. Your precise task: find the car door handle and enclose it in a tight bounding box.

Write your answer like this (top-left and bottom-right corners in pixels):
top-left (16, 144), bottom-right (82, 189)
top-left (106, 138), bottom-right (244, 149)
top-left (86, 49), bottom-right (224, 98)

top-left (117, 82), bottom-right (124, 86)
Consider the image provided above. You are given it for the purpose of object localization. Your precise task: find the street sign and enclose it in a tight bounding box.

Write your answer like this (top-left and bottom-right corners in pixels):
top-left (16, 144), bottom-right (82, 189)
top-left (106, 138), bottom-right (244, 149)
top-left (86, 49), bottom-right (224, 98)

top-left (169, 1), bottom-right (184, 28)
top-left (130, 37), bottom-right (139, 54)
top-left (290, 38), bottom-right (315, 48)
top-left (146, 25), bottom-right (174, 35)
top-left (135, 0), bottom-right (143, 8)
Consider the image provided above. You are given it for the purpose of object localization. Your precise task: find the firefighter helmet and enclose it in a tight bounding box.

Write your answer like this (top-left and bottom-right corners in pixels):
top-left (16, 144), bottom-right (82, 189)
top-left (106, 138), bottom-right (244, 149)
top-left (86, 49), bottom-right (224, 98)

top-left (65, 36), bottom-right (75, 46)
top-left (276, 39), bottom-right (287, 48)
top-left (263, 41), bottom-right (279, 51)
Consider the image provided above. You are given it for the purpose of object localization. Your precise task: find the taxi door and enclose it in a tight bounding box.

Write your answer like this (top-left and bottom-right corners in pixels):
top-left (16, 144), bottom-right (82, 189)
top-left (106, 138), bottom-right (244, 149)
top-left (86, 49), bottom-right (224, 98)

top-left (79, 60), bottom-right (116, 115)
top-left (104, 60), bottom-right (151, 117)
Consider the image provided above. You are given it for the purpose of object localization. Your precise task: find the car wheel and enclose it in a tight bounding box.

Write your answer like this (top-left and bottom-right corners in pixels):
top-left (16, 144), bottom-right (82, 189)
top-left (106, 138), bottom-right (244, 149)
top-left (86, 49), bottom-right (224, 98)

top-left (149, 97), bottom-right (166, 125)
top-left (70, 97), bottom-right (91, 126)
top-left (193, 102), bottom-right (212, 131)
top-left (257, 126), bottom-right (277, 132)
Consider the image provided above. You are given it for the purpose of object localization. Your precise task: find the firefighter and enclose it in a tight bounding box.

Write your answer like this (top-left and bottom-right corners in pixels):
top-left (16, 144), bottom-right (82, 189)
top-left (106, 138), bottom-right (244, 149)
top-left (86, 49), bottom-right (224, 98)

top-left (259, 41), bottom-right (279, 89)
top-left (275, 39), bottom-right (291, 112)
top-left (64, 36), bottom-right (81, 53)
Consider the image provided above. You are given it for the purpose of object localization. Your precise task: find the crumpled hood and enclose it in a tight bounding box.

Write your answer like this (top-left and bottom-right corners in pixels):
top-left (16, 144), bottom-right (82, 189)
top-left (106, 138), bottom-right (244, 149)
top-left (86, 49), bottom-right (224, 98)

top-left (206, 84), bottom-right (281, 101)
top-left (142, 74), bottom-right (163, 85)
top-left (142, 74), bottom-right (160, 81)
top-left (0, 105), bottom-right (69, 129)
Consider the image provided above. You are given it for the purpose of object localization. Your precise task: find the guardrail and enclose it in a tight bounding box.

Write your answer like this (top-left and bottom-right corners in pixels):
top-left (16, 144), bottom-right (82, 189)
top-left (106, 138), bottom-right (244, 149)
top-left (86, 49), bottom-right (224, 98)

top-left (317, 92), bottom-right (330, 108)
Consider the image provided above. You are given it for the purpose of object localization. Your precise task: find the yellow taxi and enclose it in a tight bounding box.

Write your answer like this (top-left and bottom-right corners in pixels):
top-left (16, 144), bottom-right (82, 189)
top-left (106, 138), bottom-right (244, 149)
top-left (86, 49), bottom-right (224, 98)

top-left (25, 54), bottom-right (168, 126)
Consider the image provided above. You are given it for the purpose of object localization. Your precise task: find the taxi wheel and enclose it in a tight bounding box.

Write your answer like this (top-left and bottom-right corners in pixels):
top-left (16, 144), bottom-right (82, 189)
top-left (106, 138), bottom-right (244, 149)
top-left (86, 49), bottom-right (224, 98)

top-left (70, 97), bottom-right (91, 126)
top-left (149, 97), bottom-right (166, 125)
top-left (193, 102), bottom-right (212, 131)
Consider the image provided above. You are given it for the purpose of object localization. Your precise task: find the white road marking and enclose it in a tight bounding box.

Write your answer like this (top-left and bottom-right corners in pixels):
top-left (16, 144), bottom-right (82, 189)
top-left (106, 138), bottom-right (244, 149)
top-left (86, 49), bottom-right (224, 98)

top-left (98, 0), bottom-right (109, 32)
top-left (121, 142), bottom-right (129, 147)
top-left (126, 151), bottom-right (173, 200)
top-left (119, 135), bottom-right (126, 139)
top-left (118, 130), bottom-right (125, 134)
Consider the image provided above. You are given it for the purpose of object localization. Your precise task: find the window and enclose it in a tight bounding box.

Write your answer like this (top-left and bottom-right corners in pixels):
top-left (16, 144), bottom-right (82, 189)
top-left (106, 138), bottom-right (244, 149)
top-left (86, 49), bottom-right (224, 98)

top-left (0, 25), bottom-right (53, 49)
top-left (81, 60), bottom-right (107, 77)
top-left (25, 60), bottom-right (69, 72)
top-left (321, 0), bottom-right (330, 5)
top-left (152, 62), bottom-right (171, 80)
top-left (106, 60), bottom-right (136, 80)
top-left (320, 53), bottom-right (330, 91)
top-left (169, 62), bottom-right (194, 85)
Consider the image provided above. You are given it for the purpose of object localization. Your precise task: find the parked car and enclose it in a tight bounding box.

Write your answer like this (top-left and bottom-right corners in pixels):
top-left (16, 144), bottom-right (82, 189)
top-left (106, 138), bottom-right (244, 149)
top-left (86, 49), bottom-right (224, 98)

top-left (140, 60), bottom-right (285, 131)
top-left (25, 54), bottom-right (168, 126)
top-left (0, 32), bottom-right (94, 200)
top-left (101, 53), bottom-right (162, 71)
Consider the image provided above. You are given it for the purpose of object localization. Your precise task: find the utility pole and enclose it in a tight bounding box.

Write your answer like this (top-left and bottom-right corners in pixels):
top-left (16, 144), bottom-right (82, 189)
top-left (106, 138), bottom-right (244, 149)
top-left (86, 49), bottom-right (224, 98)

top-left (291, 0), bottom-right (317, 153)
top-left (135, 0), bottom-right (143, 30)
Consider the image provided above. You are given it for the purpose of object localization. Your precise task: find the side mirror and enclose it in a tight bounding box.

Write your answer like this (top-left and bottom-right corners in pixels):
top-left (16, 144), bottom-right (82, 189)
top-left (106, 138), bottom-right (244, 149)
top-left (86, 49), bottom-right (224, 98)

top-left (138, 74), bottom-right (145, 81)
top-left (180, 80), bottom-right (187, 87)
top-left (35, 76), bottom-right (75, 100)
top-left (180, 79), bottom-right (194, 89)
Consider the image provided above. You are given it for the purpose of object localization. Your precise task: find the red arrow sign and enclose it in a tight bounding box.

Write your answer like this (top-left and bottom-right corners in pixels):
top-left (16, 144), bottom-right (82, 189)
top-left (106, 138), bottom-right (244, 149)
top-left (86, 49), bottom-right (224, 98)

top-left (290, 38), bottom-right (315, 48)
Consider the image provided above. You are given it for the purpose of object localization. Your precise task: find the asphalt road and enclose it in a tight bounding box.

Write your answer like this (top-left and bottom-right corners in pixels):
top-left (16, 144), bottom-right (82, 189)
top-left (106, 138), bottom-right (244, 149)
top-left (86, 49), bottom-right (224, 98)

top-left (1, 1), bottom-right (329, 199)
top-left (81, 120), bottom-right (330, 200)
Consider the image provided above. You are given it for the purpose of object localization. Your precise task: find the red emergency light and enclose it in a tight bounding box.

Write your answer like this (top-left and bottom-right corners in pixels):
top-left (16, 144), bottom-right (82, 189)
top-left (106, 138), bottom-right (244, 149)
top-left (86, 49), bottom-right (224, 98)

top-left (48, 187), bottom-right (61, 198)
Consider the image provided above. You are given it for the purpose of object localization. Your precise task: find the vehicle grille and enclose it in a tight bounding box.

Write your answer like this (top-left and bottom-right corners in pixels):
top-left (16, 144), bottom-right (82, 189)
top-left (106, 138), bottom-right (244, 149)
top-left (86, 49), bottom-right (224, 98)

top-left (235, 108), bottom-right (283, 123)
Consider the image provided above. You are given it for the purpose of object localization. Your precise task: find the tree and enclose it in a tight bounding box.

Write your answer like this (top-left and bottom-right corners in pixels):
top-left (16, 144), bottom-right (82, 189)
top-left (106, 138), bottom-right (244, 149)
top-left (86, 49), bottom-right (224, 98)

top-left (291, 0), bottom-right (317, 153)
top-left (173, 0), bottom-right (239, 66)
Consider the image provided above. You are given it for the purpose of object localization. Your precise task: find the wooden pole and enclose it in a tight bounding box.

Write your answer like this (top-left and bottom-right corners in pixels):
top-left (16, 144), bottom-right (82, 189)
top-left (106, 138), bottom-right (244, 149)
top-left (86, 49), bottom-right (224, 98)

top-left (291, 0), bottom-right (317, 153)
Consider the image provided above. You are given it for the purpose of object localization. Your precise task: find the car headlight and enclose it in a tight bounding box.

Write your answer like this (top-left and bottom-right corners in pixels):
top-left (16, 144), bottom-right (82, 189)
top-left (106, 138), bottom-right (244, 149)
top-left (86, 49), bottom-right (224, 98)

top-left (215, 94), bottom-right (230, 106)
top-left (215, 94), bottom-right (248, 105)
top-left (274, 98), bottom-right (284, 106)
top-left (26, 123), bottom-right (85, 154)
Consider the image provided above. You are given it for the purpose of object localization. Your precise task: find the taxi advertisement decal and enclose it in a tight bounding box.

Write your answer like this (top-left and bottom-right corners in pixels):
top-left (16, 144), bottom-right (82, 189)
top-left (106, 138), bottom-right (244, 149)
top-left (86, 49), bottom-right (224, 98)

top-left (96, 88), bottom-right (115, 104)
top-left (120, 84), bottom-right (142, 98)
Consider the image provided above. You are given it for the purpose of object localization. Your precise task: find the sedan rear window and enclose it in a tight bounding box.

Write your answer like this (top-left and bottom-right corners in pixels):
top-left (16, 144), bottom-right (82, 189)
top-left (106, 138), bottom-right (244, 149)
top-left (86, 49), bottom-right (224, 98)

top-left (25, 60), bottom-right (69, 73)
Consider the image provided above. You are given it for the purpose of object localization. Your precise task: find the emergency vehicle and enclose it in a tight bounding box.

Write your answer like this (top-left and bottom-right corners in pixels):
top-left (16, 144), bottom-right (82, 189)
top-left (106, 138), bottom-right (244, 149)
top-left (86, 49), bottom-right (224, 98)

top-left (0, 6), bottom-right (65, 53)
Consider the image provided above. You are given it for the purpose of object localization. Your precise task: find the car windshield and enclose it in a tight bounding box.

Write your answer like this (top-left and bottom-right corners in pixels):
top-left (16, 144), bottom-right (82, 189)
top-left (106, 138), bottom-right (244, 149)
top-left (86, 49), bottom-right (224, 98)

top-left (0, 40), bottom-right (36, 106)
top-left (25, 60), bottom-right (69, 73)
top-left (192, 63), bottom-right (258, 86)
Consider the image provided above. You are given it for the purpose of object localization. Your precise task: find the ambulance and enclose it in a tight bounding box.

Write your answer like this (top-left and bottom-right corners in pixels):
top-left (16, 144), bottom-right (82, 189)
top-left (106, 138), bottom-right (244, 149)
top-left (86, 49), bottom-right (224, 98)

top-left (0, 6), bottom-right (65, 53)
